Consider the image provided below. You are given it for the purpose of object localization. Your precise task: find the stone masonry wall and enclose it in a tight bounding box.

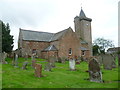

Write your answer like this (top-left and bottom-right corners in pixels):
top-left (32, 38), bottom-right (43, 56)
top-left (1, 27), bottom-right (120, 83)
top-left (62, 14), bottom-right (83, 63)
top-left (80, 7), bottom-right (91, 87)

top-left (21, 40), bottom-right (50, 57)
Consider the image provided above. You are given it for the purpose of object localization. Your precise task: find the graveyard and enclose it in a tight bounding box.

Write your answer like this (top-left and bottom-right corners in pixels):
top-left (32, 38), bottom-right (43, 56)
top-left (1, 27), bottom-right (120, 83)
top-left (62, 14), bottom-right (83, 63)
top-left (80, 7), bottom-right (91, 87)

top-left (2, 57), bottom-right (119, 88)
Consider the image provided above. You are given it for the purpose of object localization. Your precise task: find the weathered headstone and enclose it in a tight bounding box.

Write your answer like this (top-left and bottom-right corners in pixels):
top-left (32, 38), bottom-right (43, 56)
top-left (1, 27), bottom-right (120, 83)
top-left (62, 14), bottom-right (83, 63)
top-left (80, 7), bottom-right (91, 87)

top-left (96, 55), bottom-right (103, 66)
top-left (102, 54), bottom-right (113, 70)
top-left (89, 58), bottom-right (102, 83)
top-left (34, 64), bottom-right (42, 77)
top-left (22, 61), bottom-right (28, 70)
top-left (69, 58), bottom-right (75, 71)
top-left (2, 52), bottom-right (8, 64)
top-left (44, 63), bottom-right (52, 71)
top-left (110, 54), bottom-right (116, 68)
top-left (61, 57), bottom-right (66, 64)
top-left (32, 60), bottom-right (36, 68)
top-left (49, 57), bottom-right (55, 68)
top-left (14, 54), bottom-right (18, 67)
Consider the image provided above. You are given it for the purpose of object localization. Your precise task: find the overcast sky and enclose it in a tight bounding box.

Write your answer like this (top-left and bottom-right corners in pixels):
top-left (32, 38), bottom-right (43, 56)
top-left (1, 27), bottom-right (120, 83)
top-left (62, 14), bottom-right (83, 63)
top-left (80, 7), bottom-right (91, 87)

top-left (0, 0), bottom-right (119, 50)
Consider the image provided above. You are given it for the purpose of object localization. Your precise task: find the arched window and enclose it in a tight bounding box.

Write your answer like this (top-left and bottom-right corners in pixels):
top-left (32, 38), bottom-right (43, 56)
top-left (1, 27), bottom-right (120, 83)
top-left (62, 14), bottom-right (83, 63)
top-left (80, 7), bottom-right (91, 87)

top-left (81, 51), bottom-right (85, 56)
top-left (69, 48), bottom-right (72, 55)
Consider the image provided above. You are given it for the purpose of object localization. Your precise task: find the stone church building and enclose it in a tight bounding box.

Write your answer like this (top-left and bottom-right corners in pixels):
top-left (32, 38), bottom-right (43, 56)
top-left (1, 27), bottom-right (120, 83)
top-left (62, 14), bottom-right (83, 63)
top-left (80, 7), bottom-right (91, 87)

top-left (18, 8), bottom-right (92, 59)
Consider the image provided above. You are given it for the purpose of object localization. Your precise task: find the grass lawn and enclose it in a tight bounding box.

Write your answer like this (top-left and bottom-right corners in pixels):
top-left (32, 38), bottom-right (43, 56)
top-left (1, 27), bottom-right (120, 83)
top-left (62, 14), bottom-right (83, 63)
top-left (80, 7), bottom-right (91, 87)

top-left (2, 58), bottom-right (119, 88)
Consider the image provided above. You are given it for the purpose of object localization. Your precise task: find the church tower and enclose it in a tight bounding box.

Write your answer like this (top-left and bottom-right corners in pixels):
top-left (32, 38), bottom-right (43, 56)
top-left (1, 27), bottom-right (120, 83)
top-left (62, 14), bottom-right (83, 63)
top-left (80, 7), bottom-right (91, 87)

top-left (74, 8), bottom-right (92, 56)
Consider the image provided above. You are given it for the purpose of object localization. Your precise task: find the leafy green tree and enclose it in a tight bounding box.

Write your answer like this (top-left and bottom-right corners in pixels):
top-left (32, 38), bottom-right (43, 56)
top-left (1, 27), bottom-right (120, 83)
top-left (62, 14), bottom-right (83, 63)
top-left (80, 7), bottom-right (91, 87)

top-left (93, 37), bottom-right (114, 54)
top-left (2, 21), bottom-right (14, 53)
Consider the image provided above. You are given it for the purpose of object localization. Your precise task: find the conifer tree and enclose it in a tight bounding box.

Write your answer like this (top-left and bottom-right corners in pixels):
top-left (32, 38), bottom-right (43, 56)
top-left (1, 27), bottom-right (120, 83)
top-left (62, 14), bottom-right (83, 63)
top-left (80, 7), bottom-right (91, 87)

top-left (2, 21), bottom-right (14, 53)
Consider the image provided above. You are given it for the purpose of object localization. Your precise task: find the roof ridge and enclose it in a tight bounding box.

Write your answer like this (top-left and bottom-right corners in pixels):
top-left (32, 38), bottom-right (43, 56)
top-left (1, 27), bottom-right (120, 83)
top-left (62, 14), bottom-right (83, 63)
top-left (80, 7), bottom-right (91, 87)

top-left (20, 28), bottom-right (54, 34)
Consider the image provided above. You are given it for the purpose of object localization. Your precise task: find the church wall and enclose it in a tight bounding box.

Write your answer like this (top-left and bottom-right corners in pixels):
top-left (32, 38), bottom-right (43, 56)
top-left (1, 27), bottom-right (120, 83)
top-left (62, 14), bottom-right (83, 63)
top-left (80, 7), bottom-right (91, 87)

top-left (58, 29), bottom-right (81, 59)
top-left (21, 40), bottom-right (50, 57)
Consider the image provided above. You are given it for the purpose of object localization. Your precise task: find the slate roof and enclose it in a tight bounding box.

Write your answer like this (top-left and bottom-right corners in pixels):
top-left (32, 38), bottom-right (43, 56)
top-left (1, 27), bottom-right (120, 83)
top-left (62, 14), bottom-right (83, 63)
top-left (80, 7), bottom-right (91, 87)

top-left (80, 47), bottom-right (89, 51)
top-left (20, 28), bottom-right (69, 42)
top-left (21, 29), bottom-right (54, 42)
top-left (79, 8), bottom-right (86, 17)
top-left (42, 45), bottom-right (58, 51)
top-left (81, 40), bottom-right (88, 44)
top-left (51, 29), bottom-right (68, 41)
top-left (79, 8), bottom-right (92, 22)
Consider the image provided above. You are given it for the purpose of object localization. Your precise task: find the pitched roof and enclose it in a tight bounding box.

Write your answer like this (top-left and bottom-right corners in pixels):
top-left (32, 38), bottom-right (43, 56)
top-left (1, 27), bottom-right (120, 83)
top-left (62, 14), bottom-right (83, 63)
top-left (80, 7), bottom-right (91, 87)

top-left (20, 29), bottom-right (54, 42)
top-left (20, 27), bottom-right (70, 42)
top-left (42, 45), bottom-right (58, 51)
top-left (51, 29), bottom-right (68, 41)
top-left (79, 8), bottom-right (92, 22)
top-left (79, 8), bottom-right (86, 17)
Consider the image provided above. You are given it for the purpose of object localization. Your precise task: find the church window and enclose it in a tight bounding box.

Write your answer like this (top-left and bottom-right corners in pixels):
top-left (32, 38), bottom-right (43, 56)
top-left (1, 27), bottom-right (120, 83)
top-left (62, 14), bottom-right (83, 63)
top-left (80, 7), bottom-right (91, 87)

top-left (69, 48), bottom-right (72, 55)
top-left (32, 49), bottom-right (37, 54)
top-left (82, 51), bottom-right (85, 56)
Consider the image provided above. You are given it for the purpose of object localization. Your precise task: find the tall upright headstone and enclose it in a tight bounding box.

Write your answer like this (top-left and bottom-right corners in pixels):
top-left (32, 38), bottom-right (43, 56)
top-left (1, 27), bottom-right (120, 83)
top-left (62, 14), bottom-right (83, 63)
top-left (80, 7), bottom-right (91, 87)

top-left (14, 54), bottom-right (18, 67)
top-left (49, 57), bottom-right (55, 68)
top-left (96, 55), bottom-right (103, 66)
top-left (89, 58), bottom-right (102, 83)
top-left (44, 63), bottom-right (52, 71)
top-left (102, 54), bottom-right (114, 70)
top-left (2, 52), bottom-right (8, 64)
top-left (22, 61), bottom-right (28, 70)
top-left (34, 64), bottom-right (42, 77)
top-left (69, 58), bottom-right (75, 71)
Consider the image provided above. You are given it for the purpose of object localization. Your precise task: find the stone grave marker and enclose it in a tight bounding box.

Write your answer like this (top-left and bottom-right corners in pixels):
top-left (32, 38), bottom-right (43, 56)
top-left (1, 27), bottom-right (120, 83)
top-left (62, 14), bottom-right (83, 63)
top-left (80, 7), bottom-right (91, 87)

top-left (49, 57), bottom-right (55, 68)
top-left (22, 61), bottom-right (28, 70)
top-left (2, 52), bottom-right (8, 64)
top-left (69, 58), bottom-right (75, 71)
top-left (102, 54), bottom-right (114, 70)
top-left (110, 54), bottom-right (116, 68)
top-left (34, 64), bottom-right (42, 77)
top-left (14, 54), bottom-right (18, 67)
top-left (89, 58), bottom-right (102, 83)
top-left (96, 55), bottom-right (103, 66)
top-left (61, 57), bottom-right (66, 64)
top-left (44, 63), bottom-right (52, 71)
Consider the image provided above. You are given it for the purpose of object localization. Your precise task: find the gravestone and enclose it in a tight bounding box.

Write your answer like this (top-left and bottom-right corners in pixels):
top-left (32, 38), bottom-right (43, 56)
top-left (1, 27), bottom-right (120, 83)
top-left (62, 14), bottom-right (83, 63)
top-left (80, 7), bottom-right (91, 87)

top-left (102, 54), bottom-right (114, 70)
top-left (32, 60), bottom-right (36, 68)
top-left (2, 52), bottom-right (8, 64)
top-left (22, 61), bottom-right (28, 70)
top-left (110, 54), bottom-right (116, 68)
top-left (96, 55), bottom-right (103, 66)
top-left (49, 57), bottom-right (55, 68)
top-left (14, 54), bottom-right (18, 67)
top-left (61, 57), bottom-right (66, 64)
top-left (69, 58), bottom-right (75, 71)
top-left (44, 63), bottom-right (52, 71)
top-left (34, 64), bottom-right (42, 77)
top-left (77, 56), bottom-right (82, 63)
top-left (89, 58), bottom-right (102, 83)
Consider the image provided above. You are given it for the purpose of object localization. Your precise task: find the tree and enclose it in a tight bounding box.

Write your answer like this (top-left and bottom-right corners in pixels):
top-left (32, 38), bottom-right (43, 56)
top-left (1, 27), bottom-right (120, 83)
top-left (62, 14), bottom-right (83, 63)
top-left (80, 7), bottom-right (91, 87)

top-left (2, 21), bottom-right (14, 53)
top-left (92, 45), bottom-right (100, 56)
top-left (93, 37), bottom-right (114, 54)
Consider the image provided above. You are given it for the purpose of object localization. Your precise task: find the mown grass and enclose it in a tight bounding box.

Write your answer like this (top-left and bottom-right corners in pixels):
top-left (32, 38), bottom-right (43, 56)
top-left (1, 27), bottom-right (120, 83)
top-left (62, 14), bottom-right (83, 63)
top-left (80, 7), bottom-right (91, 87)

top-left (2, 58), bottom-right (119, 88)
